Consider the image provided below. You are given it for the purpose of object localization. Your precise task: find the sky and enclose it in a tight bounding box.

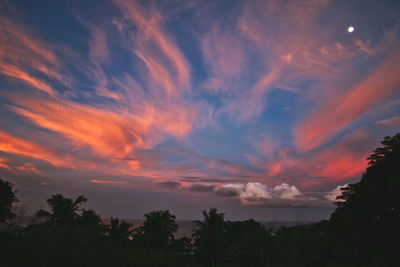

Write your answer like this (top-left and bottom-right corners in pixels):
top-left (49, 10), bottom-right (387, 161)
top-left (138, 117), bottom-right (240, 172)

top-left (0, 0), bottom-right (400, 221)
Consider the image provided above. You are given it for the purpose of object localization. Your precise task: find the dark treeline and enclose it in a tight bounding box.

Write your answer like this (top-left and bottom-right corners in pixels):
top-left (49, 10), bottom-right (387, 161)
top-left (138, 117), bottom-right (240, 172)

top-left (1, 133), bottom-right (399, 267)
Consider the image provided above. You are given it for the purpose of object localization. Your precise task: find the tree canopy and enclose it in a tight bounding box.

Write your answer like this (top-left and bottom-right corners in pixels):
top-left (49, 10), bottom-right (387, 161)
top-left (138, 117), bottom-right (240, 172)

top-left (36, 194), bottom-right (87, 226)
top-left (330, 133), bottom-right (400, 265)
top-left (0, 179), bottom-right (18, 223)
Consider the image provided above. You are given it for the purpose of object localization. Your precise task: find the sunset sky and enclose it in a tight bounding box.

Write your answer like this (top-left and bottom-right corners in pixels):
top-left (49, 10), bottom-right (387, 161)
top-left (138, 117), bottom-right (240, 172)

top-left (1, 0), bottom-right (400, 221)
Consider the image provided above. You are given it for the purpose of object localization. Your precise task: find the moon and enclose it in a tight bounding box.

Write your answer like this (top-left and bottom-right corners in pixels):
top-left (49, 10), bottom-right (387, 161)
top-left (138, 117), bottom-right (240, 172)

top-left (347, 26), bottom-right (354, 33)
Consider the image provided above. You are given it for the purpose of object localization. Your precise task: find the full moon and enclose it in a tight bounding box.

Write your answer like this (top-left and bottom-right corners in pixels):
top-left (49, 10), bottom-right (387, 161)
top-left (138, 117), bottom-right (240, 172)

top-left (348, 26), bottom-right (354, 33)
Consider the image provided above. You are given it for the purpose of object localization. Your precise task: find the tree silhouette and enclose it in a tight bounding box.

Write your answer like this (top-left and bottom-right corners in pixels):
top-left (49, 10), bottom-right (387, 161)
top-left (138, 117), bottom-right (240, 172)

top-left (224, 219), bottom-right (272, 266)
top-left (330, 133), bottom-right (400, 265)
top-left (138, 210), bottom-right (178, 249)
top-left (193, 208), bottom-right (227, 267)
top-left (36, 194), bottom-right (87, 226)
top-left (107, 217), bottom-right (133, 243)
top-left (332, 133), bottom-right (400, 223)
top-left (78, 209), bottom-right (103, 233)
top-left (0, 179), bottom-right (18, 223)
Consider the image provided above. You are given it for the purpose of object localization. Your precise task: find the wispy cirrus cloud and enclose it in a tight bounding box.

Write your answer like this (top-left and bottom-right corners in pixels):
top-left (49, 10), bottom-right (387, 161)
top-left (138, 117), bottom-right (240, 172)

top-left (114, 0), bottom-right (191, 96)
top-left (0, 1), bottom-right (199, 180)
top-left (0, 130), bottom-right (79, 169)
top-left (0, 0), bottom-right (399, 218)
top-left (0, 18), bottom-right (62, 96)
top-left (296, 51), bottom-right (400, 151)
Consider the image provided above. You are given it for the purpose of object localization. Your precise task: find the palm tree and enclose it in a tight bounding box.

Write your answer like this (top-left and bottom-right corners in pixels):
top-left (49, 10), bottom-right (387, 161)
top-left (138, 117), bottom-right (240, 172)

top-left (36, 194), bottom-right (87, 226)
top-left (193, 208), bottom-right (227, 267)
top-left (78, 209), bottom-right (103, 233)
top-left (107, 217), bottom-right (133, 243)
top-left (140, 210), bottom-right (178, 248)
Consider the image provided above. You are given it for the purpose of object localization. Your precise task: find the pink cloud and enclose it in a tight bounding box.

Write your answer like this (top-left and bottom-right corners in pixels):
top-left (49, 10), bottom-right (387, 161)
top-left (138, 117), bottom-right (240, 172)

top-left (0, 18), bottom-right (59, 66)
top-left (258, 116), bottom-right (400, 189)
top-left (115, 0), bottom-right (191, 94)
top-left (201, 26), bottom-right (246, 77)
top-left (90, 179), bottom-right (127, 185)
top-left (296, 51), bottom-right (400, 151)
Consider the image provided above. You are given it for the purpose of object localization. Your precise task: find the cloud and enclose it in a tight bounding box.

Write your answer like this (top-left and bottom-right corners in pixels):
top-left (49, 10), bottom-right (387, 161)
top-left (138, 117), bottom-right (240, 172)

top-left (215, 183), bottom-right (245, 197)
top-left (0, 130), bottom-right (78, 168)
top-left (0, 158), bottom-right (12, 170)
top-left (90, 179), bottom-right (127, 185)
top-left (0, 1), bottom-right (200, 183)
top-left (1, 0), bottom-right (399, 212)
top-left (244, 114), bottom-right (400, 190)
top-left (0, 63), bottom-right (56, 96)
top-left (185, 183), bottom-right (216, 192)
top-left (216, 182), bottom-right (342, 208)
top-left (9, 96), bottom-right (146, 160)
top-left (16, 162), bottom-right (43, 175)
top-left (296, 51), bottom-right (400, 151)
top-left (324, 184), bottom-right (348, 202)
top-left (247, 134), bottom-right (279, 158)
top-left (115, 0), bottom-right (191, 96)
top-left (0, 17), bottom-right (66, 96)
top-left (201, 25), bottom-right (246, 77)
top-left (158, 181), bottom-right (181, 188)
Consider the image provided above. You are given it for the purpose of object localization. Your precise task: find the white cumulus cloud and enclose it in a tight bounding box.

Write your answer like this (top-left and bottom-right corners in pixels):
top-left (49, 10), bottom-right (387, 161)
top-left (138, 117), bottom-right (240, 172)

top-left (216, 182), bottom-right (346, 208)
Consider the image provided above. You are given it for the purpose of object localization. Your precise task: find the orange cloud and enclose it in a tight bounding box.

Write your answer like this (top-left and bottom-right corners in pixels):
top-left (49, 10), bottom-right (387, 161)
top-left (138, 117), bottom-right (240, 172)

top-left (0, 18), bottom-right (67, 95)
top-left (90, 179), bottom-right (127, 185)
top-left (0, 63), bottom-right (56, 96)
top-left (0, 158), bottom-right (12, 170)
top-left (296, 51), bottom-right (400, 151)
top-left (0, 130), bottom-right (74, 168)
top-left (5, 89), bottom-right (197, 175)
top-left (9, 96), bottom-right (146, 160)
top-left (16, 162), bottom-right (43, 175)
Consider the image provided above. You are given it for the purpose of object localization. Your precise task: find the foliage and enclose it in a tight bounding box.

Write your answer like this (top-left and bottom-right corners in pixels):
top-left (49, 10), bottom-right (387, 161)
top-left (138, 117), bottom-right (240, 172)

top-left (330, 133), bottom-right (400, 265)
top-left (223, 219), bottom-right (273, 266)
top-left (107, 217), bottom-right (133, 244)
top-left (135, 210), bottom-right (178, 249)
top-left (0, 179), bottom-right (18, 223)
top-left (193, 208), bottom-right (227, 267)
top-left (36, 194), bottom-right (87, 226)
